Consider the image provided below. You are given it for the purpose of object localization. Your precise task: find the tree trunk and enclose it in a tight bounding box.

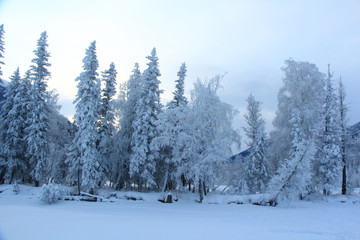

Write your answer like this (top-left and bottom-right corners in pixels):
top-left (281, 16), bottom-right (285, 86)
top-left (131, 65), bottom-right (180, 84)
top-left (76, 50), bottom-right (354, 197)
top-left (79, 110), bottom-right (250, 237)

top-left (77, 169), bottom-right (81, 195)
top-left (323, 189), bottom-right (330, 196)
top-left (0, 168), bottom-right (6, 184)
top-left (341, 138), bottom-right (347, 195)
top-left (181, 174), bottom-right (187, 187)
top-left (161, 167), bottom-right (169, 193)
top-left (198, 179), bottom-right (204, 203)
top-left (342, 165), bottom-right (347, 195)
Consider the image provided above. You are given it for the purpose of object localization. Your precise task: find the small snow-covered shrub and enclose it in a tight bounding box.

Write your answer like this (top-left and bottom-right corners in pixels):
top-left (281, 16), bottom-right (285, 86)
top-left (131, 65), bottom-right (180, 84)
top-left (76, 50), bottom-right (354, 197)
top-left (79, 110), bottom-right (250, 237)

top-left (41, 183), bottom-right (64, 204)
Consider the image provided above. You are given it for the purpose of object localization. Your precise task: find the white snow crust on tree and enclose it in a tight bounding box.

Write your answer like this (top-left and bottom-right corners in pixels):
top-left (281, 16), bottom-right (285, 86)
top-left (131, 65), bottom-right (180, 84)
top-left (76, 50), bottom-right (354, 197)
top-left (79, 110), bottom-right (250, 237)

top-left (315, 66), bottom-right (342, 195)
top-left (129, 48), bottom-right (163, 188)
top-left (267, 111), bottom-right (315, 204)
top-left (270, 59), bottom-right (325, 171)
top-left (0, 69), bottom-right (30, 183)
top-left (25, 31), bottom-right (51, 184)
top-left (151, 63), bottom-right (189, 191)
top-left (242, 94), bottom-right (269, 194)
top-left (111, 63), bottom-right (142, 189)
top-left (185, 75), bottom-right (239, 202)
top-left (98, 62), bottom-right (117, 185)
top-left (66, 41), bottom-right (101, 194)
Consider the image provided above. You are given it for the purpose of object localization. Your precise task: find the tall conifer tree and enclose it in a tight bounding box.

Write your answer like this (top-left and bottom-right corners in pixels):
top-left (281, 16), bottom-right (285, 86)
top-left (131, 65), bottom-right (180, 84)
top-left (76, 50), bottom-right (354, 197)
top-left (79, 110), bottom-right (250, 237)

top-left (130, 48), bottom-right (163, 188)
top-left (66, 41), bottom-right (101, 194)
top-left (98, 62), bottom-right (117, 183)
top-left (243, 94), bottom-right (269, 194)
top-left (316, 65), bottom-right (342, 195)
top-left (152, 63), bottom-right (189, 191)
top-left (338, 79), bottom-right (348, 195)
top-left (113, 63), bottom-right (141, 189)
top-left (26, 31), bottom-right (51, 185)
top-left (0, 69), bottom-right (29, 182)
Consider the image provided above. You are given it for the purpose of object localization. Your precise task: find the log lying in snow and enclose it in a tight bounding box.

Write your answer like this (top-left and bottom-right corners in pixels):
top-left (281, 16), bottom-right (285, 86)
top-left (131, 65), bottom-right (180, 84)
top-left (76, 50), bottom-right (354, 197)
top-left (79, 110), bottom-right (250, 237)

top-left (122, 195), bottom-right (144, 201)
top-left (79, 192), bottom-right (104, 202)
top-left (63, 192), bottom-right (105, 202)
top-left (252, 199), bottom-right (277, 207)
top-left (227, 200), bottom-right (244, 205)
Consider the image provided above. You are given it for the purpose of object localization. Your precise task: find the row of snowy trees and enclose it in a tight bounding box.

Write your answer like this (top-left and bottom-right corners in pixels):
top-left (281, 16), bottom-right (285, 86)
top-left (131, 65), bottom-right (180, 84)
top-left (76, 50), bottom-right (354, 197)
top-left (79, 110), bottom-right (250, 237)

top-left (233, 60), bottom-right (353, 203)
top-left (64, 42), bottom-right (239, 199)
top-left (0, 28), bottom-right (73, 186)
top-left (0, 27), bottom-right (359, 203)
top-left (0, 28), bottom-right (239, 202)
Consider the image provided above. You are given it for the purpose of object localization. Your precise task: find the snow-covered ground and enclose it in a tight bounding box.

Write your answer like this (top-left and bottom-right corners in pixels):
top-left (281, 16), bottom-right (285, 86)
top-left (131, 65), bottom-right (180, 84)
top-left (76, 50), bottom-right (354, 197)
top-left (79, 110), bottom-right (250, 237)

top-left (0, 185), bottom-right (359, 240)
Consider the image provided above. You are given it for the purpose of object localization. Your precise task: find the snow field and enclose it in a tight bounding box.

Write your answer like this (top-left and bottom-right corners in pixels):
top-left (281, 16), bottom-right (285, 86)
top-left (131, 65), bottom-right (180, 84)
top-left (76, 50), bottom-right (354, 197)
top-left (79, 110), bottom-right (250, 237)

top-left (0, 185), bottom-right (360, 240)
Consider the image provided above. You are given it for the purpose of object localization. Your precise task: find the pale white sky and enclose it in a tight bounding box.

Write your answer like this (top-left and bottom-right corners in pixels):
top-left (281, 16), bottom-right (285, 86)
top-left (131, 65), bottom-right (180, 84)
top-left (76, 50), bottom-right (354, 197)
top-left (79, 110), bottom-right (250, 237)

top-left (1, 0), bottom-right (360, 138)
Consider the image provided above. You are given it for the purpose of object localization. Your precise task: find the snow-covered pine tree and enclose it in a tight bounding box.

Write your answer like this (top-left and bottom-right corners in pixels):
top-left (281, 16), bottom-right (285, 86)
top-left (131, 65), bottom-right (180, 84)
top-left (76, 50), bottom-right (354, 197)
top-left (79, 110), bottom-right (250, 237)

top-left (99, 62), bottom-right (117, 139)
top-left (130, 48), bottom-right (163, 189)
top-left (315, 65), bottom-right (342, 195)
top-left (66, 41), bottom-right (101, 194)
top-left (338, 79), bottom-right (348, 195)
top-left (112, 63), bottom-right (142, 189)
top-left (152, 63), bottom-right (189, 191)
top-left (243, 94), bottom-right (269, 194)
top-left (187, 75), bottom-right (239, 202)
top-left (18, 70), bottom-right (34, 180)
top-left (98, 62), bottom-right (117, 183)
top-left (25, 31), bottom-right (51, 186)
top-left (267, 111), bottom-right (315, 205)
top-left (270, 59), bottom-right (325, 171)
top-left (168, 63), bottom-right (188, 109)
top-left (0, 24), bottom-right (4, 83)
top-left (0, 69), bottom-right (30, 183)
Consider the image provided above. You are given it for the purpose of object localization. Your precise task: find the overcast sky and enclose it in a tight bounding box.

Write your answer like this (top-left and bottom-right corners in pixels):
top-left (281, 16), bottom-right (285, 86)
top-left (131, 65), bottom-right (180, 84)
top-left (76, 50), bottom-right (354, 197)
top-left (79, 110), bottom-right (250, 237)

top-left (1, 0), bottom-right (359, 141)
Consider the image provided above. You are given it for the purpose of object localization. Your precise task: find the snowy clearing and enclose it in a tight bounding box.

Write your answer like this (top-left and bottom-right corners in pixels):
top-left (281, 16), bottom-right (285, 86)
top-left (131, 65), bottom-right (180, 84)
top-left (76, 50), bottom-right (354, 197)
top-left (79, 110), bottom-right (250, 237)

top-left (0, 185), bottom-right (359, 240)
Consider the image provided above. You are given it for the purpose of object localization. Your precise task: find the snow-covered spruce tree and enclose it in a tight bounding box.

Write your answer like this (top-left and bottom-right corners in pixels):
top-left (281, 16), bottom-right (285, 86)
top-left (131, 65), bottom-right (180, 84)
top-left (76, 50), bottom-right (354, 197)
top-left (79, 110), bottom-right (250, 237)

top-left (338, 79), bottom-right (348, 195)
top-left (315, 66), bottom-right (342, 195)
top-left (130, 48), bottom-right (163, 189)
top-left (98, 62), bottom-right (117, 183)
top-left (0, 69), bottom-right (30, 183)
top-left (167, 63), bottom-right (188, 109)
top-left (99, 63), bottom-right (117, 137)
top-left (151, 63), bottom-right (189, 191)
top-left (25, 31), bottom-right (51, 186)
top-left (187, 75), bottom-right (239, 202)
top-left (270, 59), bottom-right (325, 172)
top-left (66, 41), bottom-right (101, 194)
top-left (111, 63), bottom-right (142, 189)
top-left (17, 70), bottom-right (34, 181)
top-left (242, 94), bottom-right (269, 194)
top-left (267, 111), bottom-right (315, 205)
top-left (0, 24), bottom-right (4, 83)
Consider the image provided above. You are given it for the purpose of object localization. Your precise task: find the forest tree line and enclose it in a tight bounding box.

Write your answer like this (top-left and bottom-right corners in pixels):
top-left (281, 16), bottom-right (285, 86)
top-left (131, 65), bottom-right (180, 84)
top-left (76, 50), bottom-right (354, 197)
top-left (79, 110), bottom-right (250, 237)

top-left (0, 27), bottom-right (359, 203)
